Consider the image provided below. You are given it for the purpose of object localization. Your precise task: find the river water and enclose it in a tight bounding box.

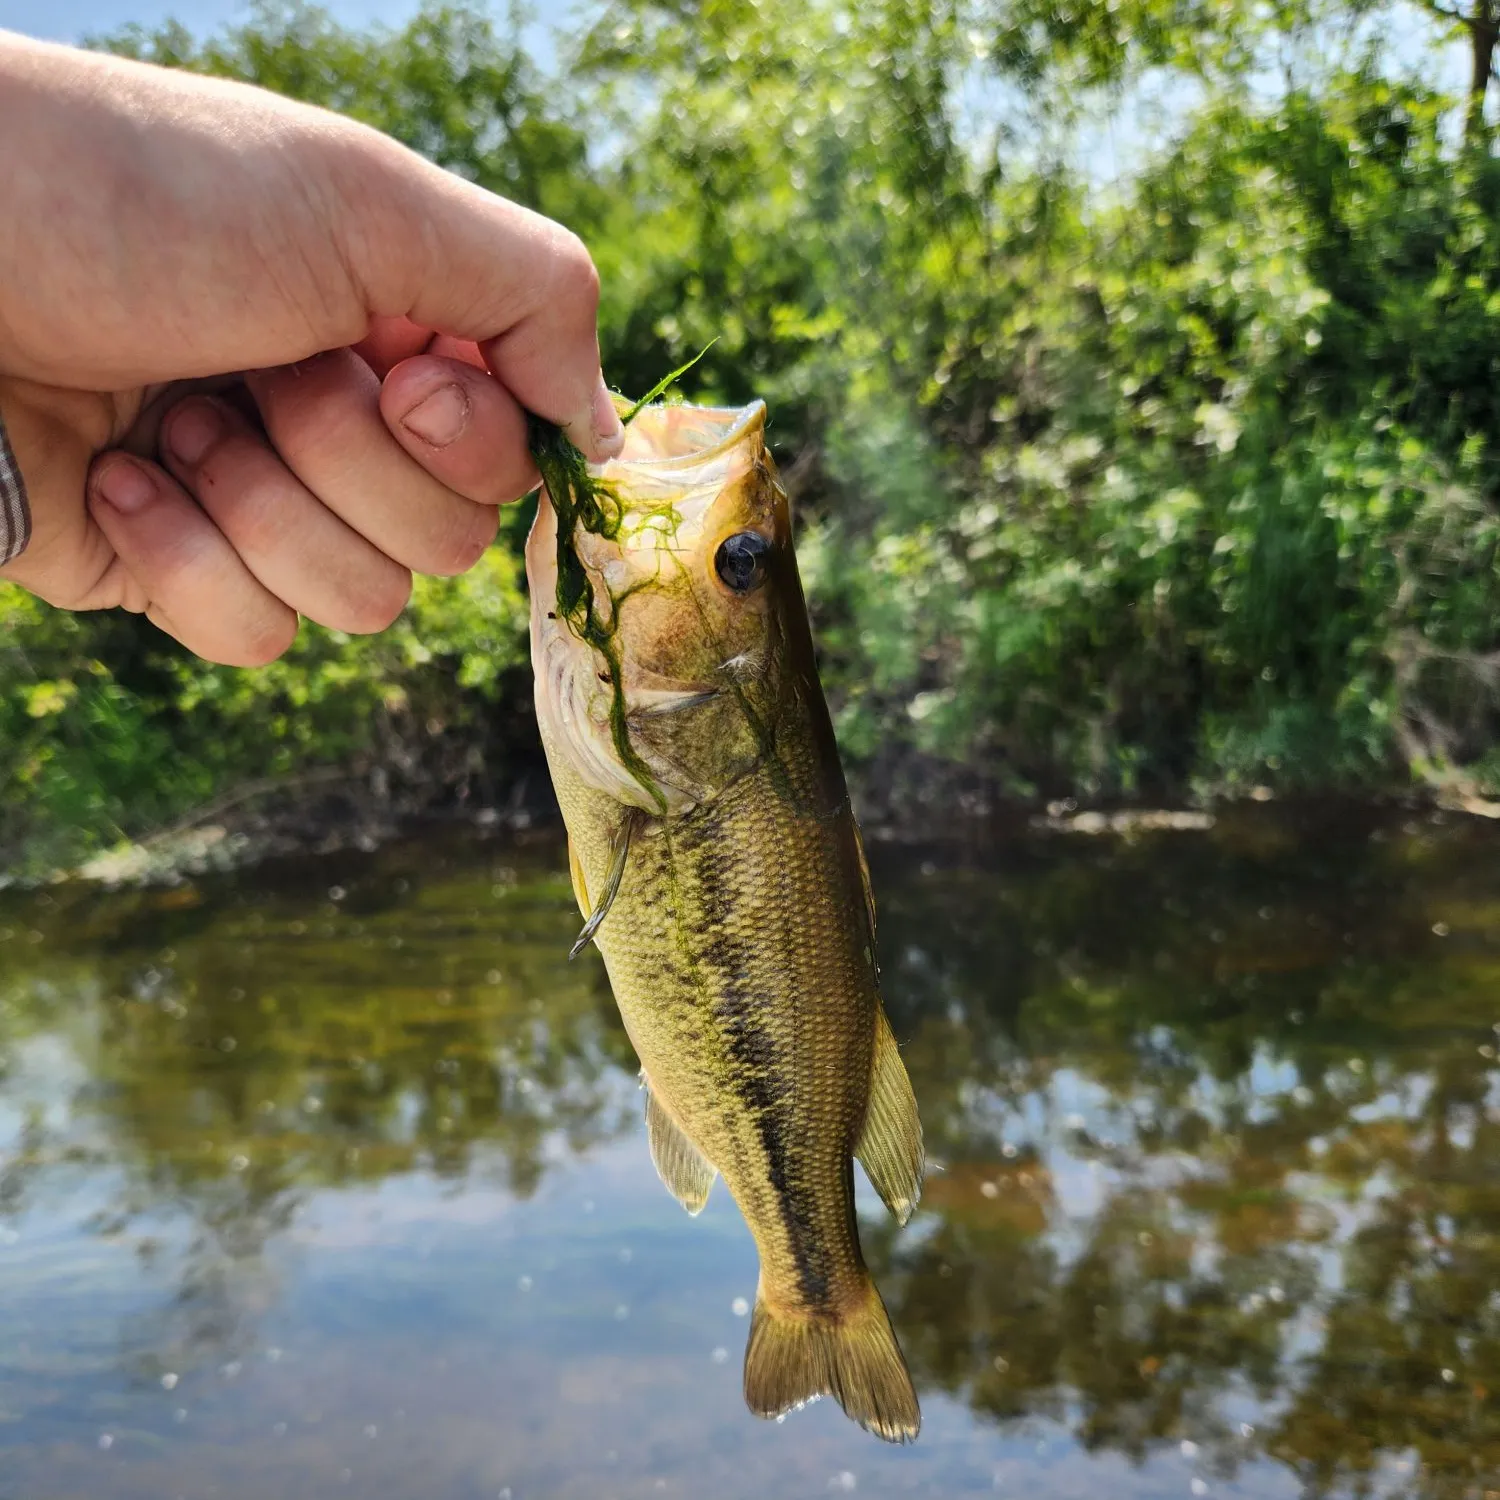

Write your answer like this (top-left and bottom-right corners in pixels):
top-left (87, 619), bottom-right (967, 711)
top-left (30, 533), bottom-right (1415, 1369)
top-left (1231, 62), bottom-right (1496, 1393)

top-left (1, 806), bottom-right (1498, 1498)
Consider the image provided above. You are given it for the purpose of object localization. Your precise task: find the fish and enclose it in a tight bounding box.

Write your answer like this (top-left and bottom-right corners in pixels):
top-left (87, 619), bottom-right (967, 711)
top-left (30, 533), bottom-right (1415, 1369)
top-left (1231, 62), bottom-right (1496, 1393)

top-left (525, 398), bottom-right (924, 1443)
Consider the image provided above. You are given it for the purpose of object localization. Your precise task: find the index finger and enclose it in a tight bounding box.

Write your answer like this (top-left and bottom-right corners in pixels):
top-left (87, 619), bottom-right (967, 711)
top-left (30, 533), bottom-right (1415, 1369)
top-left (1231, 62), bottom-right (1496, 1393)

top-left (355, 145), bottom-right (623, 461)
top-left (353, 316), bottom-right (433, 379)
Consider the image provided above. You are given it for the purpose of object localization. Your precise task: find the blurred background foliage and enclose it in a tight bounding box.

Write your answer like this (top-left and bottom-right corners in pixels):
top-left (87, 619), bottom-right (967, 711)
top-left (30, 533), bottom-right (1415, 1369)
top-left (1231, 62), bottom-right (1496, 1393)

top-left (6, 0), bottom-right (1500, 869)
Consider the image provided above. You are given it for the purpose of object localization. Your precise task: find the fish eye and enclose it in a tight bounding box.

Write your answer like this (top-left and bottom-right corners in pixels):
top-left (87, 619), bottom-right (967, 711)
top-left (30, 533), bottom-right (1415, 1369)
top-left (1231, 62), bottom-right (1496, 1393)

top-left (714, 532), bottom-right (771, 593)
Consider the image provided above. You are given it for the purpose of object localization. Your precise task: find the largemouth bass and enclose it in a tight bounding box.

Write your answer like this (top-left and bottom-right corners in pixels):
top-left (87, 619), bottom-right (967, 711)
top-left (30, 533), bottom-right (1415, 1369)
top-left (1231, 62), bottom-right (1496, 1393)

top-left (525, 399), bottom-right (923, 1443)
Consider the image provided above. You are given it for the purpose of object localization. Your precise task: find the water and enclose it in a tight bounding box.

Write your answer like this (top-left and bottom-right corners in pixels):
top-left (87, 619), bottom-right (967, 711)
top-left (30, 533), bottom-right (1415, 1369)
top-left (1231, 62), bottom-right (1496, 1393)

top-left (2, 806), bottom-right (1499, 1498)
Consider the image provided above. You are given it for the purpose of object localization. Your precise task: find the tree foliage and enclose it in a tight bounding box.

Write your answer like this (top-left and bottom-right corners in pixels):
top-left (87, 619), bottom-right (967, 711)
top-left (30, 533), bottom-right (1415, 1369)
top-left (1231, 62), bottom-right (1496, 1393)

top-left (4, 0), bottom-right (1500, 864)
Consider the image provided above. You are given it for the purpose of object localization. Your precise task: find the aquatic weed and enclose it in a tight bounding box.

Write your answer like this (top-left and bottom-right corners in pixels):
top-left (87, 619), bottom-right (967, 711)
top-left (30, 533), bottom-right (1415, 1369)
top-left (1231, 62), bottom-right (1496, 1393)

top-left (527, 347), bottom-right (716, 812)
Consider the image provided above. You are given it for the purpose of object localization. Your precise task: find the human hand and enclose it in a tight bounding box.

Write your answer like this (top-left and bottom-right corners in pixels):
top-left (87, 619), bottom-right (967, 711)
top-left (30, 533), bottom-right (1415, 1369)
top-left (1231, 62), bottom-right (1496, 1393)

top-left (0, 30), bottom-right (623, 665)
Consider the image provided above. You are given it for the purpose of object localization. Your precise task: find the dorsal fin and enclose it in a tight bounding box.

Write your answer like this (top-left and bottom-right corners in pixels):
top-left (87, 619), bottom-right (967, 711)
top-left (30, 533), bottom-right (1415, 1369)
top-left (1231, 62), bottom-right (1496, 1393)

top-left (856, 1008), bottom-right (924, 1225)
top-left (643, 1077), bottom-right (717, 1215)
top-left (852, 818), bottom-right (879, 943)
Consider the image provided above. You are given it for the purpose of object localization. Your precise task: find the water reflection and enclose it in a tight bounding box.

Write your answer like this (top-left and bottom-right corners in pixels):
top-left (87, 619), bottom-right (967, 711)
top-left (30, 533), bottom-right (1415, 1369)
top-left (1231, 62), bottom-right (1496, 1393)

top-left (1, 809), bottom-right (1498, 1496)
top-left (0, 837), bottom-right (636, 1388)
top-left (874, 807), bottom-right (1500, 1498)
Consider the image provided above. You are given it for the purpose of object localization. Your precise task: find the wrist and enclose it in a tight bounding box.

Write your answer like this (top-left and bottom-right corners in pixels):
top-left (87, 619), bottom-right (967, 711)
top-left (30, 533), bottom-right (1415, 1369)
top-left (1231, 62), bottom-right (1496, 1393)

top-left (0, 378), bottom-right (108, 596)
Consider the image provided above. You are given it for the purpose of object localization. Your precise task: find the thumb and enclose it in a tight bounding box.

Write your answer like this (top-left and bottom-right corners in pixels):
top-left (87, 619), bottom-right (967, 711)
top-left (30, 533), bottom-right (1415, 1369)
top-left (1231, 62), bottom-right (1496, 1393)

top-left (2, 40), bottom-right (622, 461)
top-left (343, 140), bottom-right (624, 462)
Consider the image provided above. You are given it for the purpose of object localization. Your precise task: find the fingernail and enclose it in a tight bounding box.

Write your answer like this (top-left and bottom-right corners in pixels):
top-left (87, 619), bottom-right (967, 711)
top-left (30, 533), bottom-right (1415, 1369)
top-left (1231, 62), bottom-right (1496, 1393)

top-left (93, 458), bottom-right (155, 515)
top-left (592, 377), bottom-right (625, 459)
top-left (400, 383), bottom-right (469, 448)
top-left (165, 401), bottom-right (224, 466)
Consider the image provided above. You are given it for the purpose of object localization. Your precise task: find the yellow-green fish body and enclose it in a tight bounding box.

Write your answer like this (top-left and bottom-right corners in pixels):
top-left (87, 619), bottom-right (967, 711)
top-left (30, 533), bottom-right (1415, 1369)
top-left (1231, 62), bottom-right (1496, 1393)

top-left (526, 401), bottom-right (923, 1442)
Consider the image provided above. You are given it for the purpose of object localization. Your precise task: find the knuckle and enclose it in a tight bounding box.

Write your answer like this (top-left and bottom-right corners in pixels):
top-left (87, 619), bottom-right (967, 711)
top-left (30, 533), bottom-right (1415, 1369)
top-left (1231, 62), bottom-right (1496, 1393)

top-left (235, 612), bottom-right (299, 668)
top-left (425, 509), bottom-right (497, 577)
top-left (194, 462), bottom-right (280, 547)
top-left (255, 351), bottom-right (367, 451)
top-left (342, 571), bottom-right (412, 634)
top-left (148, 529), bottom-right (219, 591)
top-left (495, 471), bottom-right (539, 508)
top-left (224, 503), bottom-right (287, 558)
top-left (553, 230), bottom-right (601, 311)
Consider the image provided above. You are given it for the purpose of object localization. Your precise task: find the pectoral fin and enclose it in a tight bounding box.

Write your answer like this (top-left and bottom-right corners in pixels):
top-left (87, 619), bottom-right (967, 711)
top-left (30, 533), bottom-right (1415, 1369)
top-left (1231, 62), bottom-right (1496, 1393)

top-left (569, 810), bottom-right (639, 960)
top-left (644, 1079), bottom-right (716, 1216)
top-left (856, 1009), bottom-right (924, 1225)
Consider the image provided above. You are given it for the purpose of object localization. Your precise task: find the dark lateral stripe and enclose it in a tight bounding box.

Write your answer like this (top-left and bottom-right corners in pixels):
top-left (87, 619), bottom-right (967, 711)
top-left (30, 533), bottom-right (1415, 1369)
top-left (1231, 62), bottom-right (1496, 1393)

top-left (687, 823), bottom-right (834, 1310)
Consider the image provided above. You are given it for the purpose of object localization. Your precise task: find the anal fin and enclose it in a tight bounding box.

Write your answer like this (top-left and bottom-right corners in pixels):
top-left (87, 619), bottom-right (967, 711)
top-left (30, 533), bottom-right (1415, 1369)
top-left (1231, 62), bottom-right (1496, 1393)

top-left (856, 1009), bottom-right (924, 1225)
top-left (644, 1079), bottom-right (716, 1216)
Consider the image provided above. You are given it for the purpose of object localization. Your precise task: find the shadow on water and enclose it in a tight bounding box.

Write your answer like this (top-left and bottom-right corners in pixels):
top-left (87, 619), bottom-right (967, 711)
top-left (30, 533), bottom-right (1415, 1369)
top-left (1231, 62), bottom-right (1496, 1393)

top-left (1, 807), bottom-right (1499, 1497)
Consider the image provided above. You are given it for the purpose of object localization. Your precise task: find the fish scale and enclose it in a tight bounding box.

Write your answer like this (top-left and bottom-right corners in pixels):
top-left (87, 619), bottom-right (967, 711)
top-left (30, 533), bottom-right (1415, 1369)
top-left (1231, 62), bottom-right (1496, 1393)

top-left (528, 398), bottom-right (924, 1442)
top-left (552, 751), bottom-right (874, 1313)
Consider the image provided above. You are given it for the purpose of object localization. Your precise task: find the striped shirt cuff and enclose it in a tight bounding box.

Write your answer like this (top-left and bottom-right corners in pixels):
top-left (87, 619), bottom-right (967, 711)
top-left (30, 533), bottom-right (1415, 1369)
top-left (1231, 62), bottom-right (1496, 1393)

top-left (0, 406), bottom-right (30, 567)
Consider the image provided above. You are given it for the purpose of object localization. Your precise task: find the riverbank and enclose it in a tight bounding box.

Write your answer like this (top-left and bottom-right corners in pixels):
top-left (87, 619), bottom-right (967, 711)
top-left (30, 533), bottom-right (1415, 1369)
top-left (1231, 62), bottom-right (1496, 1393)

top-left (18, 750), bottom-right (1489, 894)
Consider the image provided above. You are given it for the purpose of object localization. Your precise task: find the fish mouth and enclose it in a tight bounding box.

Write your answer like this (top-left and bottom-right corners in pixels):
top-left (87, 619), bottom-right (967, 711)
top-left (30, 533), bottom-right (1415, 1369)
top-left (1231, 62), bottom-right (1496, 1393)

top-left (525, 398), bottom-right (774, 817)
top-left (607, 401), bottom-right (767, 474)
top-left (524, 400), bottom-right (768, 602)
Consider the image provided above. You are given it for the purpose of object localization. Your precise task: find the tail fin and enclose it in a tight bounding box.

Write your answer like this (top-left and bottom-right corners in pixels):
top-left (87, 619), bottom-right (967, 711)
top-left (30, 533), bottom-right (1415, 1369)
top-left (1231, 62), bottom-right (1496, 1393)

top-left (742, 1279), bottom-right (920, 1444)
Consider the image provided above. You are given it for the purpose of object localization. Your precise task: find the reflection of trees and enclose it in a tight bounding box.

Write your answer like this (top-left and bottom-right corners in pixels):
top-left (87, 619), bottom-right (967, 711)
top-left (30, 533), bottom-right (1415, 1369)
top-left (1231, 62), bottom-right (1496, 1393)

top-left (4, 813), bottom-right (1500, 1492)
top-left (870, 809), bottom-right (1500, 1498)
top-left (0, 836), bottom-right (635, 1372)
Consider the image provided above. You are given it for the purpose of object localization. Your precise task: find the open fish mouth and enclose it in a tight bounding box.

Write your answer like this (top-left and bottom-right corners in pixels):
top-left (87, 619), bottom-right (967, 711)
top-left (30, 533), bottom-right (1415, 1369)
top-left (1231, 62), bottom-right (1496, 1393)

top-left (526, 396), bottom-right (780, 817)
top-left (608, 400), bottom-right (767, 471)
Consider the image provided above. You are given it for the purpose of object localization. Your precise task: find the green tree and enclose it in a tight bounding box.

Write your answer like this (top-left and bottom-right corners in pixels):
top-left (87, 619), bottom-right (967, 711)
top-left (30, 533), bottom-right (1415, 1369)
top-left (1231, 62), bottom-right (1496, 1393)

top-left (6, 0), bottom-right (1500, 871)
